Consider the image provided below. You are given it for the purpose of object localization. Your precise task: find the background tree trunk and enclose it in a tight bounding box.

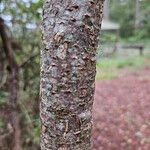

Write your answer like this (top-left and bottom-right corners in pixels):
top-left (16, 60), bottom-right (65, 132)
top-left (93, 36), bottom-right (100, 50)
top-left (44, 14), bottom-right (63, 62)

top-left (40, 0), bottom-right (104, 149)
top-left (0, 17), bottom-right (22, 150)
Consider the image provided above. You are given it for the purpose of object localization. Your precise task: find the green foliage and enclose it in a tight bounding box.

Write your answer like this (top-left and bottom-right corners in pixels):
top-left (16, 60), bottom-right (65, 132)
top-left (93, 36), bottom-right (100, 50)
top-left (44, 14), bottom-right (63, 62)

top-left (120, 12), bottom-right (135, 38)
top-left (110, 0), bottom-right (150, 40)
top-left (0, 91), bottom-right (9, 106)
top-left (0, 1), bottom-right (41, 147)
top-left (101, 32), bottom-right (117, 43)
top-left (33, 118), bottom-right (41, 144)
top-left (96, 55), bottom-right (148, 80)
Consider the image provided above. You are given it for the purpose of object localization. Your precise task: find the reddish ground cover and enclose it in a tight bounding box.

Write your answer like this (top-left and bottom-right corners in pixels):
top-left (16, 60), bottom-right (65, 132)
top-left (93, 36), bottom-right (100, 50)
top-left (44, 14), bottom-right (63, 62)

top-left (93, 67), bottom-right (150, 150)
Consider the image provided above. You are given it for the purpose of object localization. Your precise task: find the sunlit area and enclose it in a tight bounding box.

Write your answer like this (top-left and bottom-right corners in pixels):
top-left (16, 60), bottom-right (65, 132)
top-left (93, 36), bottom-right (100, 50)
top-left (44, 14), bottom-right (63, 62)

top-left (0, 0), bottom-right (149, 149)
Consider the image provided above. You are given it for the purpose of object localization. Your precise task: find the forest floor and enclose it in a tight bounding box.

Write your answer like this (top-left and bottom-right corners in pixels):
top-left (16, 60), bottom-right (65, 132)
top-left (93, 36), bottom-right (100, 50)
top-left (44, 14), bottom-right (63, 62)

top-left (93, 65), bottom-right (150, 150)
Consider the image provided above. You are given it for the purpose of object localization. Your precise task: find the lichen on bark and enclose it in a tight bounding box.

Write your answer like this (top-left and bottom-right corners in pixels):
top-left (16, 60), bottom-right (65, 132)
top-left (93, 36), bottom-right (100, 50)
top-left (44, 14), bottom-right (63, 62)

top-left (40, 0), bottom-right (104, 149)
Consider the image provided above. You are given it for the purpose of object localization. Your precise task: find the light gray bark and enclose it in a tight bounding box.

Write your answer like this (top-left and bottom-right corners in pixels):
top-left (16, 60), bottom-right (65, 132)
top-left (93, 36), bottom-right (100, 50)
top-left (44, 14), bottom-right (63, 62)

top-left (40, 0), bottom-right (104, 149)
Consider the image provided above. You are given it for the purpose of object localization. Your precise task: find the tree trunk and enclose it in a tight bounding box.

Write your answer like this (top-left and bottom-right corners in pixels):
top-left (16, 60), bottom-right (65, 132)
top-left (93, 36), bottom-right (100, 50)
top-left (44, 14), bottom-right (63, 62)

top-left (0, 17), bottom-right (22, 150)
top-left (103, 0), bottom-right (109, 20)
top-left (40, 0), bottom-right (104, 149)
top-left (135, 0), bottom-right (140, 28)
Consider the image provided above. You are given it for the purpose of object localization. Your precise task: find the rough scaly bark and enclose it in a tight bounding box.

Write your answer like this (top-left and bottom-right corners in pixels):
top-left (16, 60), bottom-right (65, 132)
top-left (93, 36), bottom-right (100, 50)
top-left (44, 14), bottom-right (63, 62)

top-left (40, 0), bottom-right (104, 149)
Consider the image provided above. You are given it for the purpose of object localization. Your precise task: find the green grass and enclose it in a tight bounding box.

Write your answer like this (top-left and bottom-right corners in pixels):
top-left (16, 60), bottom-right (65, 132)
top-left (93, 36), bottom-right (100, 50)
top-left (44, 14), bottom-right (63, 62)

top-left (96, 55), bottom-right (149, 80)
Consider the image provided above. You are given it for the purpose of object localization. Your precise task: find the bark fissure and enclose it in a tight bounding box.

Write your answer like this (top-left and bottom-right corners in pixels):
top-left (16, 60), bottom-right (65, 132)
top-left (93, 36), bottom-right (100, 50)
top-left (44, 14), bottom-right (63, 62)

top-left (41, 0), bottom-right (104, 149)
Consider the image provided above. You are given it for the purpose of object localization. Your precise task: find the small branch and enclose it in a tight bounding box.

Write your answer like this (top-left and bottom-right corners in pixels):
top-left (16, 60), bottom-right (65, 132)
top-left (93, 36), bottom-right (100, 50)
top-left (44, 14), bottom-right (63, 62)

top-left (19, 53), bottom-right (39, 68)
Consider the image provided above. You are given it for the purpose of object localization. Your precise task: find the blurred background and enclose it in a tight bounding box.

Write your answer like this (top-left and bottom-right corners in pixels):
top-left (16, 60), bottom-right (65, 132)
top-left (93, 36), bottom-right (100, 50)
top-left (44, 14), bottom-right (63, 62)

top-left (0, 0), bottom-right (150, 149)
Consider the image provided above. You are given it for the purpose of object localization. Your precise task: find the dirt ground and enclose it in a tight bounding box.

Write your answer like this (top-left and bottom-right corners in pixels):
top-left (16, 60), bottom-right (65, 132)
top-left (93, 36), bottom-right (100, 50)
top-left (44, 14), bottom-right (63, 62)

top-left (93, 66), bottom-right (150, 150)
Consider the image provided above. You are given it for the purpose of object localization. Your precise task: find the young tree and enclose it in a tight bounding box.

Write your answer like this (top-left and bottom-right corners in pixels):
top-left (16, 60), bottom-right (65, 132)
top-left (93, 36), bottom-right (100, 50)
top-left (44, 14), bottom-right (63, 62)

top-left (40, 0), bottom-right (104, 149)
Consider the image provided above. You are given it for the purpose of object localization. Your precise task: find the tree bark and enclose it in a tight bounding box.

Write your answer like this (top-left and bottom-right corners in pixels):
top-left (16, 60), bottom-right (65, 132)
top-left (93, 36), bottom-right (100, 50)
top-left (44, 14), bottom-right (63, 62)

top-left (40, 0), bottom-right (104, 149)
top-left (0, 47), bottom-right (4, 85)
